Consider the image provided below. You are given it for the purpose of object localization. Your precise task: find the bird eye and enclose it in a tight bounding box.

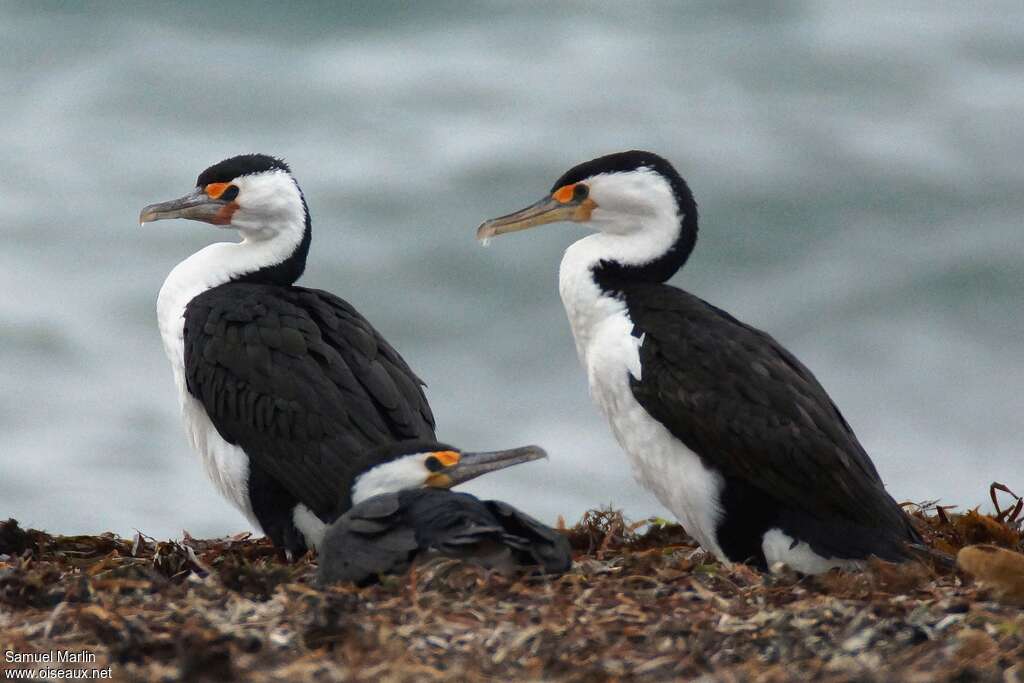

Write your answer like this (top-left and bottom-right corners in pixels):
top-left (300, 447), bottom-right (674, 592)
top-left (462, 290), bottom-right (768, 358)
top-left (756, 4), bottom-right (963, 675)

top-left (205, 183), bottom-right (239, 201)
top-left (425, 455), bottom-right (445, 472)
top-left (573, 184), bottom-right (589, 200)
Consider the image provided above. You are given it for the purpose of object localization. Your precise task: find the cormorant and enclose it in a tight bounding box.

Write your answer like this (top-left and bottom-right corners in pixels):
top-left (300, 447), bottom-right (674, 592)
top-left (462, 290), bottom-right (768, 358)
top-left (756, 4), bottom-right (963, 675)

top-left (143, 154), bottom-right (442, 555)
top-left (478, 150), bottom-right (921, 573)
top-left (317, 443), bottom-right (571, 585)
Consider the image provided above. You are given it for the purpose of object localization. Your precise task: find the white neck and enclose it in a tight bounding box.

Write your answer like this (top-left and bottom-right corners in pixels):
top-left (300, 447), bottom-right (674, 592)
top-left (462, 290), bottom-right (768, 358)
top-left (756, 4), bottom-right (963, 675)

top-left (557, 208), bottom-right (680, 363)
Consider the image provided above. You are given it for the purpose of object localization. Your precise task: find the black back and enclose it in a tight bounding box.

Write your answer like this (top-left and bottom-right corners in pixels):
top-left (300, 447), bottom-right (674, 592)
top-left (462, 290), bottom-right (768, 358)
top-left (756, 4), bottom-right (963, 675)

top-left (316, 488), bottom-right (572, 585)
top-left (622, 282), bottom-right (920, 562)
top-left (183, 283), bottom-right (437, 524)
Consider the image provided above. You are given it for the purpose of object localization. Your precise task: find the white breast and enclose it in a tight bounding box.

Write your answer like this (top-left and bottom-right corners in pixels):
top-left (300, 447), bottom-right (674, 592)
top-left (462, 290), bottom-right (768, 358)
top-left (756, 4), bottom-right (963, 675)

top-left (559, 237), bottom-right (727, 561)
top-left (157, 242), bottom-right (258, 529)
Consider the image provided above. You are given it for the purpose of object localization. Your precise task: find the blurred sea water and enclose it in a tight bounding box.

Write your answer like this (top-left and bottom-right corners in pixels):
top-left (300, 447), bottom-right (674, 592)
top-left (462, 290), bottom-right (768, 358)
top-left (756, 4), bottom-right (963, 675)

top-left (1, 2), bottom-right (1021, 538)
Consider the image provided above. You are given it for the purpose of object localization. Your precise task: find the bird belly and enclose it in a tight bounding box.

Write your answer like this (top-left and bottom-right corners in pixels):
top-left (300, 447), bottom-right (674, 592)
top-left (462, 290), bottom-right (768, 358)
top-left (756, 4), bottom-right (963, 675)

top-left (158, 269), bottom-right (260, 532)
top-left (583, 310), bottom-right (728, 561)
top-left (179, 391), bottom-right (260, 529)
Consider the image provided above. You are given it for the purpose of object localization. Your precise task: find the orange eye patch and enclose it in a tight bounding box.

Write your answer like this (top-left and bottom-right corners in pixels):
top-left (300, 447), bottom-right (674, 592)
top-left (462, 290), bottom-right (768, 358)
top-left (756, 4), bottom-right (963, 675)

top-left (433, 450), bottom-right (461, 467)
top-left (553, 183), bottom-right (590, 204)
top-left (205, 182), bottom-right (232, 199)
top-left (553, 184), bottom-right (577, 203)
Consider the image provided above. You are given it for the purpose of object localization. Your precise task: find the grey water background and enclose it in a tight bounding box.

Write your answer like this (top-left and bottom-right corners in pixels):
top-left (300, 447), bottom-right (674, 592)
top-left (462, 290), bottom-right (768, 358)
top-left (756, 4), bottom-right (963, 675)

top-left (1, 2), bottom-right (1021, 539)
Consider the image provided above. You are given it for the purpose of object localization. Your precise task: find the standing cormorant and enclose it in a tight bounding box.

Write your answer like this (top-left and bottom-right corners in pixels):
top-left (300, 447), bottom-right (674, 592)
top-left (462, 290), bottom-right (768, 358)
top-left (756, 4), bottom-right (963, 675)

top-left (478, 150), bottom-right (921, 573)
top-left (143, 154), bottom-right (518, 556)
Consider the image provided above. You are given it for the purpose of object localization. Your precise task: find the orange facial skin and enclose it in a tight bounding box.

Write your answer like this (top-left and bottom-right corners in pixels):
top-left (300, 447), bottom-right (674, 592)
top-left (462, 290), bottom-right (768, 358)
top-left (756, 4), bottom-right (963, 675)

top-left (553, 183), bottom-right (578, 203)
top-left (212, 202), bottom-right (239, 225)
top-left (205, 182), bottom-right (232, 199)
top-left (552, 183), bottom-right (596, 221)
top-left (204, 183), bottom-right (239, 224)
top-left (433, 450), bottom-right (461, 467)
top-left (574, 198), bottom-right (596, 221)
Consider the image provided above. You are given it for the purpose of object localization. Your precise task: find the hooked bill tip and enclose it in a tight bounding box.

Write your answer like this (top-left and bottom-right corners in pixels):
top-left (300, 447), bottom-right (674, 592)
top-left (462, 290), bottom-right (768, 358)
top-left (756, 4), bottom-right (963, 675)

top-left (476, 221), bottom-right (497, 245)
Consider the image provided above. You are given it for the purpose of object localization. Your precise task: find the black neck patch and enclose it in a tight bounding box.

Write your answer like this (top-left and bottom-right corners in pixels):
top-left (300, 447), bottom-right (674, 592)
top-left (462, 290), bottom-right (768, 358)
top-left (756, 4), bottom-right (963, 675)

top-left (196, 154), bottom-right (291, 187)
top-left (592, 207), bottom-right (698, 293)
top-left (556, 151), bottom-right (699, 294)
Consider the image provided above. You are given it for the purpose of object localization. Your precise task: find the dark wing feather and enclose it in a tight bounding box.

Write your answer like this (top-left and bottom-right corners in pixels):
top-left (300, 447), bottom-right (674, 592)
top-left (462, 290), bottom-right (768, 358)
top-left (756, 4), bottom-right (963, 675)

top-left (485, 500), bottom-right (573, 574)
top-left (624, 283), bottom-right (917, 539)
top-left (316, 492), bottom-right (419, 585)
top-left (183, 282), bottom-right (436, 520)
top-left (317, 490), bottom-right (572, 585)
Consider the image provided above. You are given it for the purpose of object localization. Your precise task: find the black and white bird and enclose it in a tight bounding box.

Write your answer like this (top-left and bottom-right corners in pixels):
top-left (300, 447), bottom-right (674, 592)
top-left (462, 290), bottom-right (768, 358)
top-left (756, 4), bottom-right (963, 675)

top-left (317, 443), bottom-right (572, 585)
top-left (142, 154), bottom-right (521, 556)
top-left (478, 150), bottom-right (922, 574)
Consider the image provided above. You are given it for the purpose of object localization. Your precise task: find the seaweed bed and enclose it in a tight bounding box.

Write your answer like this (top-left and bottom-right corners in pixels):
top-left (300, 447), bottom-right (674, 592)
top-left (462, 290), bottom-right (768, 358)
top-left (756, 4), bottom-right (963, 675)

top-left (1, 485), bottom-right (1022, 682)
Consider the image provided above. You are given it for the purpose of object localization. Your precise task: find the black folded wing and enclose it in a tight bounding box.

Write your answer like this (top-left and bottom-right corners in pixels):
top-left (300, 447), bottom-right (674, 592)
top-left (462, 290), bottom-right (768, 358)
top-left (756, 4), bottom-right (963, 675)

top-left (317, 489), bottom-right (572, 585)
top-left (183, 282), bottom-right (436, 519)
top-left (623, 282), bottom-right (919, 559)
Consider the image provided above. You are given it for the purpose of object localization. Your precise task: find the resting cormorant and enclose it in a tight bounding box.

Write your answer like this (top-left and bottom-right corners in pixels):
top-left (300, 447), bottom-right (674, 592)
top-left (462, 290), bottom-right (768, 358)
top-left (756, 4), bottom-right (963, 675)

top-left (317, 443), bottom-right (571, 585)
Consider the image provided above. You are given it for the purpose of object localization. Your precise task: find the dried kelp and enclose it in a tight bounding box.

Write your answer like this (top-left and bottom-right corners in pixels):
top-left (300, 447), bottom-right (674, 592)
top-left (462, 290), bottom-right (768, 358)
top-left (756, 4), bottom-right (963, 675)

top-left (1, 487), bottom-right (1022, 682)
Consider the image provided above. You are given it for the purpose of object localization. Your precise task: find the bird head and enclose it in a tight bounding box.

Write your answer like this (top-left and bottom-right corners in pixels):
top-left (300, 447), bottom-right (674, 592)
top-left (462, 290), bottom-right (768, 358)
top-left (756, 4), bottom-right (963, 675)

top-left (478, 150), bottom-right (694, 238)
top-left (350, 442), bottom-right (547, 505)
top-left (477, 150), bottom-right (698, 281)
top-left (139, 154), bottom-right (308, 243)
